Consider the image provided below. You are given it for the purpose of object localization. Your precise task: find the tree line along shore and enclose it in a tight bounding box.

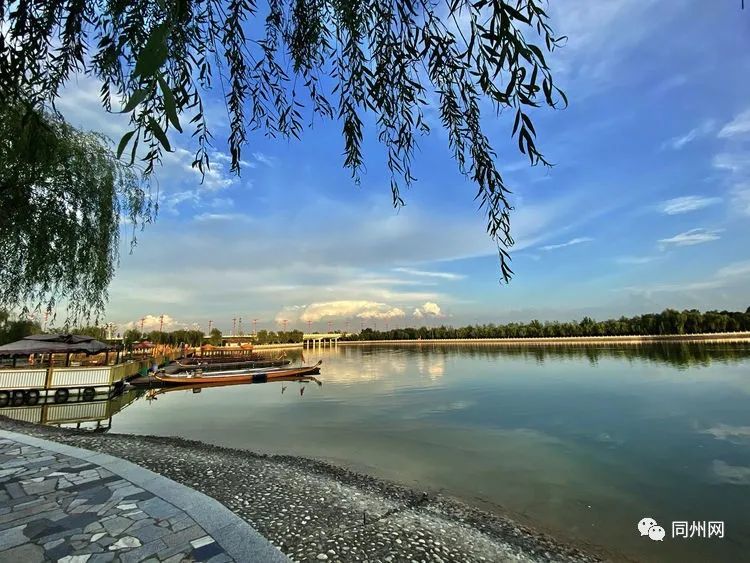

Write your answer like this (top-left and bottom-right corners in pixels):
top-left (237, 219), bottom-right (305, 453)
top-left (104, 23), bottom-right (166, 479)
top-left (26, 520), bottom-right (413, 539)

top-left (2, 308), bottom-right (749, 348)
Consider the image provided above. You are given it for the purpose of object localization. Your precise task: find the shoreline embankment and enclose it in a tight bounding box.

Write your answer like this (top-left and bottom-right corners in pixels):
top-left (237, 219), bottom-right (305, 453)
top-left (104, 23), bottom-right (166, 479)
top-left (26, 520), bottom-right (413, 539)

top-left (0, 417), bottom-right (605, 562)
top-left (337, 332), bottom-right (750, 346)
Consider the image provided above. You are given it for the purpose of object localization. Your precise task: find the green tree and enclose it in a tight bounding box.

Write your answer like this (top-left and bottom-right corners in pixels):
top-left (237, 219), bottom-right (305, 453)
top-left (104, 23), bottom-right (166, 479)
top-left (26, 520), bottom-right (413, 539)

top-left (209, 328), bottom-right (223, 346)
top-left (1, 0), bottom-right (566, 304)
top-left (0, 103), bottom-right (153, 322)
top-left (0, 310), bottom-right (42, 346)
top-left (123, 328), bottom-right (142, 349)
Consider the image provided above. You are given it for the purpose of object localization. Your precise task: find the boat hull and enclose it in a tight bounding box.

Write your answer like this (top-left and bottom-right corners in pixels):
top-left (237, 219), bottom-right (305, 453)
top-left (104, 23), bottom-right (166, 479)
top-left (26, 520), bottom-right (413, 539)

top-left (154, 362), bottom-right (321, 385)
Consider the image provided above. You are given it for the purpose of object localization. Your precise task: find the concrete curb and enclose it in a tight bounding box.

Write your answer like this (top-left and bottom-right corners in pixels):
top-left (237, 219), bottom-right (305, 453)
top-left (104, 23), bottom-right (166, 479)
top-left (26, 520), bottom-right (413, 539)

top-left (0, 429), bottom-right (289, 562)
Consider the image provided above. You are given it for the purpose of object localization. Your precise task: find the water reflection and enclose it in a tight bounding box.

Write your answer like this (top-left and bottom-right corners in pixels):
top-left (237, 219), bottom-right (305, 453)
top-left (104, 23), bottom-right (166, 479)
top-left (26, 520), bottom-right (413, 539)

top-left (2, 343), bottom-right (749, 562)
top-left (338, 341), bottom-right (750, 369)
top-left (0, 389), bottom-right (141, 431)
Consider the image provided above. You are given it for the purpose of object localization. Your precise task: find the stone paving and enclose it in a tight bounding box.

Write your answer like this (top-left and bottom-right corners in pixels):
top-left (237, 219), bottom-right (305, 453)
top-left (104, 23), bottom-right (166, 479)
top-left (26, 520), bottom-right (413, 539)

top-left (0, 420), bottom-right (601, 563)
top-left (0, 435), bottom-right (285, 562)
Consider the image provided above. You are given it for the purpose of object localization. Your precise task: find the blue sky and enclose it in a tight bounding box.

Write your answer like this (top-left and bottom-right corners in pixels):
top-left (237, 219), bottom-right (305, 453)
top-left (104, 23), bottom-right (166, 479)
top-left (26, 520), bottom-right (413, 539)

top-left (58, 0), bottom-right (750, 334)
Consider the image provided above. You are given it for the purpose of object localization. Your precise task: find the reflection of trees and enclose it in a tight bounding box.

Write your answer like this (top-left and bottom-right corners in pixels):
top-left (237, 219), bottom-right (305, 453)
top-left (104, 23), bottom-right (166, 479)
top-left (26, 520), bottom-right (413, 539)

top-left (365, 343), bottom-right (750, 369)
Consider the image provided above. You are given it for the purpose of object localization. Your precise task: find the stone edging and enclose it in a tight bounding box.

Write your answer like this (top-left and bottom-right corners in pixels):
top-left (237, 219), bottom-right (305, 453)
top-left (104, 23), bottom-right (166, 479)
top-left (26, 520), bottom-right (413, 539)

top-left (0, 429), bottom-right (289, 563)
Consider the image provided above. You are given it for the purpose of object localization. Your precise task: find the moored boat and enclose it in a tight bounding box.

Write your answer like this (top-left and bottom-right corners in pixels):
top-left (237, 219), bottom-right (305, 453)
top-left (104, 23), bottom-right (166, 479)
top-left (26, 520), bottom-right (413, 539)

top-left (165, 357), bottom-right (291, 374)
top-left (154, 361), bottom-right (322, 385)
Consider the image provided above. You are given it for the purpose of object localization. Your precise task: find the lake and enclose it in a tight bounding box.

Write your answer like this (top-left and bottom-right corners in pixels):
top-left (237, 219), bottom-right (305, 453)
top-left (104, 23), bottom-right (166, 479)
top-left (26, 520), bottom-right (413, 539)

top-left (14, 343), bottom-right (750, 561)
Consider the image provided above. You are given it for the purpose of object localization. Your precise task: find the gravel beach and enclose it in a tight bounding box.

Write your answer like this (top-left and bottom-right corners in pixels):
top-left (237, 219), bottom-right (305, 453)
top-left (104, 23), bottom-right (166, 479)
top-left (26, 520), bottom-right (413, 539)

top-left (0, 417), bottom-right (605, 563)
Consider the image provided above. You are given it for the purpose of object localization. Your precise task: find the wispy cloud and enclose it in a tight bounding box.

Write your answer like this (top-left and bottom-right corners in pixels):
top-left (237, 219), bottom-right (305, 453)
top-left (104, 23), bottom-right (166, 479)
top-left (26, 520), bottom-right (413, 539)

top-left (663, 120), bottom-right (716, 150)
top-left (193, 213), bottom-right (252, 223)
top-left (393, 267), bottom-right (465, 280)
top-left (541, 237), bottom-right (593, 251)
top-left (253, 152), bottom-right (277, 167)
top-left (658, 228), bottom-right (722, 247)
top-left (615, 256), bottom-right (659, 265)
top-left (713, 152), bottom-right (750, 173)
top-left (622, 260), bottom-right (750, 295)
top-left (718, 108), bottom-right (750, 138)
top-left (660, 195), bottom-right (721, 215)
top-left (731, 183), bottom-right (750, 217)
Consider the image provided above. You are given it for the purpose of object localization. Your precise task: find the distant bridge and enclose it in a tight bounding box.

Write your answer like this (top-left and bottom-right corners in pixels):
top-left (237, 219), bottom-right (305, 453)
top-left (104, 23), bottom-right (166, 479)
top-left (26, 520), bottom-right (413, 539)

top-left (302, 333), bottom-right (342, 348)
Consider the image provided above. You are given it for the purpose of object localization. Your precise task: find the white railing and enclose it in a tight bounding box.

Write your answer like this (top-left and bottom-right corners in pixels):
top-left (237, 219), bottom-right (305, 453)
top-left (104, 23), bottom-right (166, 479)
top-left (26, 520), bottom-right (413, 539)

top-left (0, 369), bottom-right (47, 389)
top-left (49, 367), bottom-right (111, 388)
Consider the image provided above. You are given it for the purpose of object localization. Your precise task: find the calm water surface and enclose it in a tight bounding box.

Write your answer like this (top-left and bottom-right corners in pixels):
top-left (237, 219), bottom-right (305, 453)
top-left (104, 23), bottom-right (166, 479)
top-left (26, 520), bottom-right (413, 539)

top-left (32, 344), bottom-right (750, 560)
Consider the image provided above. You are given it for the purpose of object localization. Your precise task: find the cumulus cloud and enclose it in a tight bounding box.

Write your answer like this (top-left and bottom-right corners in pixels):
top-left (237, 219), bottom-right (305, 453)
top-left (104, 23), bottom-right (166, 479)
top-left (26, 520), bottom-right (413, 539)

top-left (541, 237), bottom-right (593, 251)
top-left (660, 195), bottom-right (721, 215)
top-left (276, 301), bottom-right (406, 324)
top-left (122, 314), bottom-right (178, 332)
top-left (413, 302), bottom-right (443, 318)
top-left (718, 108), bottom-right (750, 138)
top-left (658, 228), bottom-right (722, 247)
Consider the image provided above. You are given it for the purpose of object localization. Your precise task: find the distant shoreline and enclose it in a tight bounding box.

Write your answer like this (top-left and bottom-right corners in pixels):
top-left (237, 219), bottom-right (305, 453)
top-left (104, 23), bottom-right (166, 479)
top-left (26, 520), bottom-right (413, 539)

top-left (338, 332), bottom-right (750, 346)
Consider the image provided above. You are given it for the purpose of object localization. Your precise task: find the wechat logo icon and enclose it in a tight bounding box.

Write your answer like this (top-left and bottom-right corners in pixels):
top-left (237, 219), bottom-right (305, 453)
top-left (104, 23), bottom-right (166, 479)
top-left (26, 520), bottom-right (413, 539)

top-left (638, 517), bottom-right (665, 541)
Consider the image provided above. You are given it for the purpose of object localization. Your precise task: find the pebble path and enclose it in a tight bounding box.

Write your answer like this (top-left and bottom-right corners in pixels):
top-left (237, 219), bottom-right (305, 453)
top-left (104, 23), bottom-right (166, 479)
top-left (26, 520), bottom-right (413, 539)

top-left (0, 418), bottom-right (604, 563)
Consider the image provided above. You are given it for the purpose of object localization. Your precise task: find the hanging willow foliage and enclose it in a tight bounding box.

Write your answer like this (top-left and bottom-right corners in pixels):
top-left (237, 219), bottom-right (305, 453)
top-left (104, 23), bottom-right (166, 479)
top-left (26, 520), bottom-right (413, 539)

top-left (1, 0), bottom-right (566, 302)
top-left (0, 102), bottom-right (154, 323)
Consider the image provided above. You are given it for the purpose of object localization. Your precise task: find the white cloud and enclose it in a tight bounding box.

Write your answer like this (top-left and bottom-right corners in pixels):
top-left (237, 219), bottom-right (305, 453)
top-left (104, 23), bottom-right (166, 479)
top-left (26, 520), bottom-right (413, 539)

top-left (621, 259), bottom-right (750, 295)
top-left (122, 314), bottom-right (178, 332)
top-left (549, 0), bottom-right (666, 94)
top-left (615, 256), bottom-right (659, 265)
top-left (392, 268), bottom-right (465, 280)
top-left (713, 152), bottom-right (750, 173)
top-left (541, 237), bottom-right (593, 251)
top-left (277, 301), bottom-right (406, 324)
top-left (413, 302), bottom-right (443, 318)
top-left (663, 120), bottom-right (716, 150)
top-left (253, 152), bottom-right (277, 167)
top-left (718, 109), bottom-right (750, 138)
top-left (193, 213), bottom-right (252, 223)
top-left (658, 228), bottom-right (722, 247)
top-left (660, 195), bottom-right (721, 215)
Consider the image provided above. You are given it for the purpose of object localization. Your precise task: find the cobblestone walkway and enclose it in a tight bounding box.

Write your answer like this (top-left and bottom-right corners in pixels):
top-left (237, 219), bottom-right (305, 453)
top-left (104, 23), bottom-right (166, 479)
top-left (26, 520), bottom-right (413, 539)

top-left (0, 434), bottom-right (287, 562)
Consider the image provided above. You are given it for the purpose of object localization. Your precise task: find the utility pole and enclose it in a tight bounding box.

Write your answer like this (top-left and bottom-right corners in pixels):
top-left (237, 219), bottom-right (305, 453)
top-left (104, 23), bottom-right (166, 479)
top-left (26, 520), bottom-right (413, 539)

top-left (208, 320), bottom-right (213, 334)
top-left (140, 317), bottom-right (145, 336)
top-left (327, 320), bottom-right (333, 333)
top-left (281, 319), bottom-right (288, 332)
top-left (238, 317), bottom-right (243, 336)
top-left (307, 320), bottom-right (312, 333)
top-left (345, 320), bottom-right (350, 334)
top-left (232, 317), bottom-right (236, 336)
top-left (159, 314), bottom-right (164, 333)
top-left (252, 319), bottom-right (258, 335)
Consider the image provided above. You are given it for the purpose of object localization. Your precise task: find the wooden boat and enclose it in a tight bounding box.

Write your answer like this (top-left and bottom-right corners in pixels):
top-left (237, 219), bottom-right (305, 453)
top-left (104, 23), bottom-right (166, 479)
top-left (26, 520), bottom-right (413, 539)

top-left (145, 376), bottom-right (321, 397)
top-left (154, 361), bottom-right (322, 385)
top-left (180, 354), bottom-right (271, 364)
top-left (165, 357), bottom-right (291, 374)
